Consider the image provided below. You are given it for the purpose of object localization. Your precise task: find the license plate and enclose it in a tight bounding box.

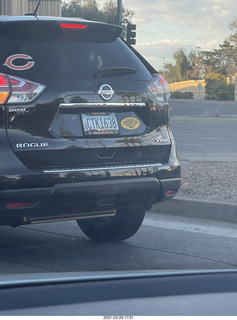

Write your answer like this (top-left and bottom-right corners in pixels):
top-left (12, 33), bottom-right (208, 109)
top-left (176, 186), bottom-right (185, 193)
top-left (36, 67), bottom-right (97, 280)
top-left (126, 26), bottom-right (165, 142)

top-left (82, 113), bottom-right (119, 135)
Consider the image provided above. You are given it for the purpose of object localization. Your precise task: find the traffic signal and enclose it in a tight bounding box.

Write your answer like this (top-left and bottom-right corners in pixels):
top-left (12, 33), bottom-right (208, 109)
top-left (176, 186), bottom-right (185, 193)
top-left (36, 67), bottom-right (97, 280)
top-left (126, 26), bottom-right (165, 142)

top-left (126, 23), bottom-right (136, 45)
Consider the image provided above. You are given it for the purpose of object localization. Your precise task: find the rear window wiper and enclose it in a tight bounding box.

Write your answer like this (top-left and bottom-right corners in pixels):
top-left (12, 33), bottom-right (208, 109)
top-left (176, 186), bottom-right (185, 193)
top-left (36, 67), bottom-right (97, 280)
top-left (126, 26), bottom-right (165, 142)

top-left (94, 67), bottom-right (137, 78)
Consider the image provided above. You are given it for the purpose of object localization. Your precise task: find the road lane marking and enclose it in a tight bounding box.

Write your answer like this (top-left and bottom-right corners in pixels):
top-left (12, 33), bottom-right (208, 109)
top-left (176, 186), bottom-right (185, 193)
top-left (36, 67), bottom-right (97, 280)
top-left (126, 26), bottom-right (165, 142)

top-left (198, 136), bottom-right (222, 139)
top-left (178, 144), bottom-right (203, 146)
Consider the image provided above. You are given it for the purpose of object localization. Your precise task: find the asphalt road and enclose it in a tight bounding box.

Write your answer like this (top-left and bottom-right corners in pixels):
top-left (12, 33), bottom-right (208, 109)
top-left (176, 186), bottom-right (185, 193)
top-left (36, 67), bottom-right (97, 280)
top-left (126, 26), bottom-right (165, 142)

top-left (170, 99), bottom-right (237, 159)
top-left (169, 99), bottom-right (237, 117)
top-left (1, 213), bottom-right (237, 273)
top-left (1, 99), bottom-right (236, 274)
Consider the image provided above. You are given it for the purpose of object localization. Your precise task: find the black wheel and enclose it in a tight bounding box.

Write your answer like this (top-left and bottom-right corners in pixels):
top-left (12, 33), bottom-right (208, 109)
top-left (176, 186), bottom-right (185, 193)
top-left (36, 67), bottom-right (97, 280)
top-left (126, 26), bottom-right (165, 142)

top-left (77, 209), bottom-right (146, 242)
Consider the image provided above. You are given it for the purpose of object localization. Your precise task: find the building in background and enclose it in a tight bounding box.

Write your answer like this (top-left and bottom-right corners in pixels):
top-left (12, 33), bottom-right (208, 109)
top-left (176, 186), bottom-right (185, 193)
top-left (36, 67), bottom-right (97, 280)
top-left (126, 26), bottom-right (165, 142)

top-left (0, 0), bottom-right (61, 16)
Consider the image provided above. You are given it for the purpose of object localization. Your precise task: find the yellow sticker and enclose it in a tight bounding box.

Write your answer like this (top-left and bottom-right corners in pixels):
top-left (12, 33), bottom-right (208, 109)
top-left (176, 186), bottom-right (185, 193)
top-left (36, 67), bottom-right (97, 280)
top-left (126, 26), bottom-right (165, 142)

top-left (121, 117), bottom-right (140, 130)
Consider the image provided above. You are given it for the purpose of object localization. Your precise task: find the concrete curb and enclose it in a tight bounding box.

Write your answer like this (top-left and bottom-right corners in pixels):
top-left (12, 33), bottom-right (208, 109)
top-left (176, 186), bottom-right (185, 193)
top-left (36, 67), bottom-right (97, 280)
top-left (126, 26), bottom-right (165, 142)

top-left (151, 197), bottom-right (237, 224)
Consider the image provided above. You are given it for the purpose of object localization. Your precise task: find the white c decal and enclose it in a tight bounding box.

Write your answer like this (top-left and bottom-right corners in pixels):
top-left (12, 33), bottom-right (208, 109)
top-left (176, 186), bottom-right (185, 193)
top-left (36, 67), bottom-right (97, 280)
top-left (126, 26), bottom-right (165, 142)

top-left (3, 54), bottom-right (35, 71)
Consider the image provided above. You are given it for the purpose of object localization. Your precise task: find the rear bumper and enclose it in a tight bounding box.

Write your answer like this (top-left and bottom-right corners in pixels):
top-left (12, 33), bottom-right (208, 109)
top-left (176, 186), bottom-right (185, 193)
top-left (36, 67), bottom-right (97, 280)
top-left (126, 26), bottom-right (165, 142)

top-left (0, 176), bottom-right (180, 226)
top-left (0, 140), bottom-right (180, 225)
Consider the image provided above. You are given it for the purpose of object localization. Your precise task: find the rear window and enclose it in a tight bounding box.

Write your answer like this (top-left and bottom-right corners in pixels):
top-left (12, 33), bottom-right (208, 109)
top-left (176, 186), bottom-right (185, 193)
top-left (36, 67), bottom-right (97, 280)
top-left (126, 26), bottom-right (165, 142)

top-left (0, 21), bottom-right (151, 81)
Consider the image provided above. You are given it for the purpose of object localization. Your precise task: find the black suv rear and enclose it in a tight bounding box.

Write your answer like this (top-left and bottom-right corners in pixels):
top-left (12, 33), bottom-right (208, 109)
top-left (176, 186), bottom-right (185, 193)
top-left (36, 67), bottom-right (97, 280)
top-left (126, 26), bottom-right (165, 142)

top-left (0, 16), bottom-right (180, 242)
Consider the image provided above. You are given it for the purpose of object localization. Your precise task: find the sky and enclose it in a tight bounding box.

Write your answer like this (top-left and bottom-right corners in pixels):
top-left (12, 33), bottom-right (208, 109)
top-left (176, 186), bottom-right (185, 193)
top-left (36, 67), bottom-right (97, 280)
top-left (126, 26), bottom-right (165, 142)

top-left (64, 0), bottom-right (237, 71)
top-left (95, 0), bottom-right (237, 71)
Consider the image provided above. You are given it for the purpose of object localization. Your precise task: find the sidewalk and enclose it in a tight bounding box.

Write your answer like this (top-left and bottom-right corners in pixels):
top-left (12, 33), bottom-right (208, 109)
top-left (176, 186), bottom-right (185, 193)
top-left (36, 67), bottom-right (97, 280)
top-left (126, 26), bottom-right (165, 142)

top-left (151, 197), bottom-right (237, 224)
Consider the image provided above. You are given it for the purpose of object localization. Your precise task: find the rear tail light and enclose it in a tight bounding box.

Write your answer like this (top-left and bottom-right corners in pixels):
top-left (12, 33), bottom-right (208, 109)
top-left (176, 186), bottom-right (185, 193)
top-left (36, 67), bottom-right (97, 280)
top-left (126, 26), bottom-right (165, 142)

top-left (0, 73), bottom-right (45, 104)
top-left (0, 74), bottom-right (10, 104)
top-left (6, 202), bottom-right (32, 209)
top-left (148, 74), bottom-right (171, 103)
top-left (164, 190), bottom-right (178, 196)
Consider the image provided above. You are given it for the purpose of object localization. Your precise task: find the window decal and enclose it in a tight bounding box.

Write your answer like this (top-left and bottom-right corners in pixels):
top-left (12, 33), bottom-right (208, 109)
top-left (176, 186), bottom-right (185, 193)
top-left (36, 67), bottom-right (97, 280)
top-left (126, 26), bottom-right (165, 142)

top-left (4, 54), bottom-right (35, 71)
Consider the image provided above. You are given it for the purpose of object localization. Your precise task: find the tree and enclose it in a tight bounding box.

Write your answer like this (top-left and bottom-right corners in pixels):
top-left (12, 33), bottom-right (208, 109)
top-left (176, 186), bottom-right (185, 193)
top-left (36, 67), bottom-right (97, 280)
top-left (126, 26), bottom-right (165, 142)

top-left (62, 0), bottom-right (102, 21)
top-left (195, 17), bottom-right (237, 79)
top-left (102, 1), bottom-right (134, 25)
top-left (186, 50), bottom-right (202, 80)
top-left (229, 17), bottom-right (237, 44)
top-left (199, 40), bottom-right (237, 77)
top-left (163, 16), bottom-right (237, 84)
top-left (160, 63), bottom-right (177, 83)
top-left (62, 0), bottom-right (135, 36)
top-left (173, 49), bottom-right (189, 81)
top-left (204, 73), bottom-right (234, 101)
top-left (161, 49), bottom-right (196, 83)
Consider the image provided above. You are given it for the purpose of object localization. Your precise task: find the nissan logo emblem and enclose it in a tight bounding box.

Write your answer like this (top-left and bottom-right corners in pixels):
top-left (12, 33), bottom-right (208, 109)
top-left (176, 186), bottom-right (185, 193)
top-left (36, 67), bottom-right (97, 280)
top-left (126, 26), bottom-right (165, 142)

top-left (98, 84), bottom-right (114, 101)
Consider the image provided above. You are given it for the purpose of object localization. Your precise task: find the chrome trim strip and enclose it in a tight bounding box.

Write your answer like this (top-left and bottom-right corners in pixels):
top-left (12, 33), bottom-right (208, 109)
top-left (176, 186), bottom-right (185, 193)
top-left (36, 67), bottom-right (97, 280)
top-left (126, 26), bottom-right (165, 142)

top-left (29, 210), bottom-right (116, 224)
top-left (59, 103), bottom-right (146, 108)
top-left (43, 163), bottom-right (162, 173)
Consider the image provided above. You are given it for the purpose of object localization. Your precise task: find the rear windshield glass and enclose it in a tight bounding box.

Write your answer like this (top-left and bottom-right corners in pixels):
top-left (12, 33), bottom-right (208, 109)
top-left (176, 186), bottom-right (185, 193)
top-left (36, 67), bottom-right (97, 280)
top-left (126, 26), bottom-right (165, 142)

top-left (0, 30), bottom-right (151, 81)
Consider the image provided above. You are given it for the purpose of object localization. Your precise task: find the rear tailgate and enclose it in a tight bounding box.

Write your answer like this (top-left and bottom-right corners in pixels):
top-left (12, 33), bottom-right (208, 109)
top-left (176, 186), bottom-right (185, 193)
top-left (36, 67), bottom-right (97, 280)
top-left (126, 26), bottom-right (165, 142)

top-left (0, 18), bottom-right (171, 170)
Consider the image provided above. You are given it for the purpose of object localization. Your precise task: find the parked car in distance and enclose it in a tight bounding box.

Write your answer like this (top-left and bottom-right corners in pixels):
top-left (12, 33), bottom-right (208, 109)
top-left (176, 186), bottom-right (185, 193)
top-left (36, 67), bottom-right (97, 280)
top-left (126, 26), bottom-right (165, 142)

top-left (0, 15), bottom-right (180, 242)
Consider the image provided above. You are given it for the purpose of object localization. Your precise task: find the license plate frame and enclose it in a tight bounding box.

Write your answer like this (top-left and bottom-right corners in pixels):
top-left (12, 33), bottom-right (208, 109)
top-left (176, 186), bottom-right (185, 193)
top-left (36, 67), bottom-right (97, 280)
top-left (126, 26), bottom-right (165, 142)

top-left (81, 113), bottom-right (119, 136)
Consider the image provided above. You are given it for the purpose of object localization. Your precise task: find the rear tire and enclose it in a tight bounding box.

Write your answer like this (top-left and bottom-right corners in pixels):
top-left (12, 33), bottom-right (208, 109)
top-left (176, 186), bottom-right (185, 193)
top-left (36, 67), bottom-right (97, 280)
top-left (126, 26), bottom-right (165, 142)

top-left (77, 209), bottom-right (146, 242)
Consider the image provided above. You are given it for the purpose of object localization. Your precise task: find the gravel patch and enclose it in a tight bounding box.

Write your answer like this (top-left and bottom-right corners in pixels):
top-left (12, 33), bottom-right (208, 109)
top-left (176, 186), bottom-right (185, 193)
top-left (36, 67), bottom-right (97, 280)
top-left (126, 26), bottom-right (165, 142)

top-left (178, 159), bottom-right (237, 204)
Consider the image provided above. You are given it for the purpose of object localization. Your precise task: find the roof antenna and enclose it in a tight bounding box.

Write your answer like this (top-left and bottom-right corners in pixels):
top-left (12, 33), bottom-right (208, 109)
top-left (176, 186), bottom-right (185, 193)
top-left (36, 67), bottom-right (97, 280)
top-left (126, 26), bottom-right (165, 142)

top-left (25, 0), bottom-right (42, 17)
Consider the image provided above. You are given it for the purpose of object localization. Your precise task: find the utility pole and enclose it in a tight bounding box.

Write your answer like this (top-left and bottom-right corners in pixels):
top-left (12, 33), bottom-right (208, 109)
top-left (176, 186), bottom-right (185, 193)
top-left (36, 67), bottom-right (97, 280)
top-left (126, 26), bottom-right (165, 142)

top-left (117, 0), bottom-right (122, 26)
top-left (196, 46), bottom-right (201, 79)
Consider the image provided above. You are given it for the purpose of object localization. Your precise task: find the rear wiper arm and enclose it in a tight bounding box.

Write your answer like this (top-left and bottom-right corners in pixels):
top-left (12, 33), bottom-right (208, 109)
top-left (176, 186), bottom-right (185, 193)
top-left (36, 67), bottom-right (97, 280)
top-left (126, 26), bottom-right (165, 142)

top-left (94, 67), bottom-right (137, 78)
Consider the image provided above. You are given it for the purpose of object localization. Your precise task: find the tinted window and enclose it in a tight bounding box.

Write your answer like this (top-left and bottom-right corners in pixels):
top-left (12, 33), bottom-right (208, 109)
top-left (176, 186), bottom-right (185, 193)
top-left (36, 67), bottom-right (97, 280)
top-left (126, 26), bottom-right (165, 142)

top-left (0, 37), bottom-right (151, 81)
